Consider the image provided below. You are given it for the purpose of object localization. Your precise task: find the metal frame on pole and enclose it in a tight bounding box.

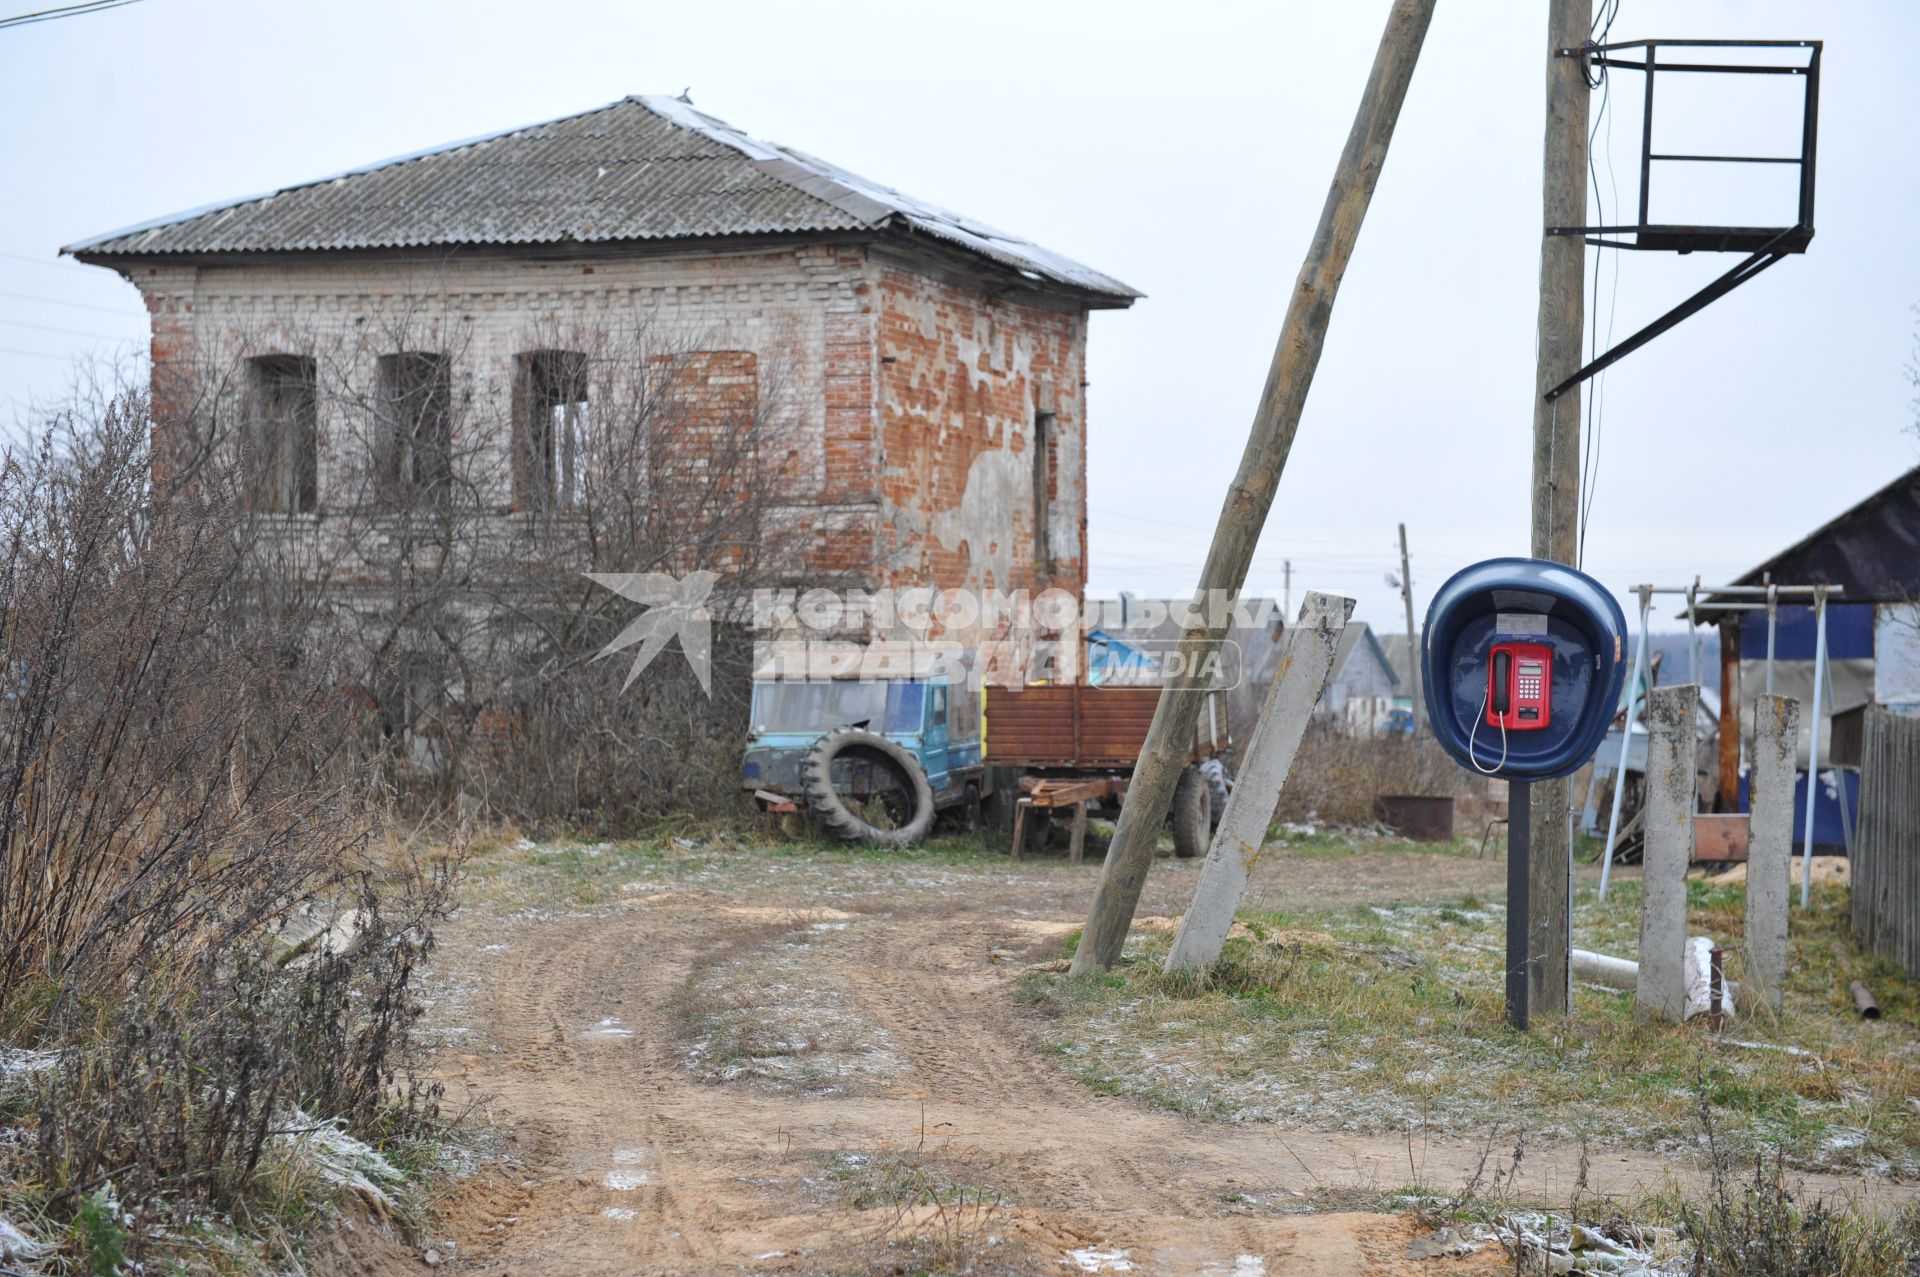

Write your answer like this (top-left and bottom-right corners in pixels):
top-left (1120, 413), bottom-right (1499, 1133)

top-left (1595, 581), bottom-right (1840, 903)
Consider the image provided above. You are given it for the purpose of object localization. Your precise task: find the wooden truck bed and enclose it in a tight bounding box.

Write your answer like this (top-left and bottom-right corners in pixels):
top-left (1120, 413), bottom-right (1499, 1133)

top-left (983, 684), bottom-right (1230, 769)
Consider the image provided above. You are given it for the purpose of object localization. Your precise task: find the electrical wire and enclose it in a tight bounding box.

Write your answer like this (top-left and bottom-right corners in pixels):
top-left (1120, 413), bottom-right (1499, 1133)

top-left (0, 315), bottom-right (142, 341)
top-left (0, 345), bottom-right (83, 361)
top-left (1578, 0), bottom-right (1624, 569)
top-left (0, 0), bottom-right (143, 29)
top-left (0, 248), bottom-right (98, 273)
top-left (0, 287), bottom-right (144, 316)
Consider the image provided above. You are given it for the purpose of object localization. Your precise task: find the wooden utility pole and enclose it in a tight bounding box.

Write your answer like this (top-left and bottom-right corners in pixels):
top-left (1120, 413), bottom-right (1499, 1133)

top-left (1525, 0), bottom-right (1591, 1018)
top-left (1397, 522), bottom-right (1422, 733)
top-left (1069, 0), bottom-right (1438, 975)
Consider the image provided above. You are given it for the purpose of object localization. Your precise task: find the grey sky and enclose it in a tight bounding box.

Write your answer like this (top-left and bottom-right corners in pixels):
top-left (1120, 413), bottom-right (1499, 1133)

top-left (3, 1), bottom-right (1914, 634)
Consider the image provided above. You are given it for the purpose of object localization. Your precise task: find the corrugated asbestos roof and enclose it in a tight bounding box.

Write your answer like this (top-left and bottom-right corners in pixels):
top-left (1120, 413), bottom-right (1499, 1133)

top-left (64, 96), bottom-right (1139, 302)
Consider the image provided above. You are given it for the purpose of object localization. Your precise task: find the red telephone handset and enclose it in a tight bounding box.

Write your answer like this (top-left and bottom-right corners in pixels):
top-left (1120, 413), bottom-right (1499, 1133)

top-left (1487, 642), bottom-right (1553, 732)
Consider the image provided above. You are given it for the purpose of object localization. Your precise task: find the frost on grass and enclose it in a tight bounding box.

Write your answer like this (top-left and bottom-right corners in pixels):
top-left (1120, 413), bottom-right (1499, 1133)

top-left (276, 1110), bottom-right (407, 1213)
top-left (1035, 898), bottom-right (1920, 1174)
top-left (680, 927), bottom-right (902, 1095)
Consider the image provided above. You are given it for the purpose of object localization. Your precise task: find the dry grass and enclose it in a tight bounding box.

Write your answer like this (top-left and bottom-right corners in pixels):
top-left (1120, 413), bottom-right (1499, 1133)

top-left (1023, 878), bottom-right (1920, 1176)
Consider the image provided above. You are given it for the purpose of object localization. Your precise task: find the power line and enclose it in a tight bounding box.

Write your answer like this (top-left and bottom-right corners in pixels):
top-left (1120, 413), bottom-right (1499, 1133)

top-left (0, 0), bottom-right (144, 30)
top-left (0, 248), bottom-right (98, 274)
top-left (0, 345), bottom-right (81, 361)
top-left (0, 287), bottom-right (146, 316)
top-left (0, 315), bottom-right (142, 341)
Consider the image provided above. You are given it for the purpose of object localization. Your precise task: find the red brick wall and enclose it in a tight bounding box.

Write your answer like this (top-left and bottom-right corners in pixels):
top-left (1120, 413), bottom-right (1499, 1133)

top-left (874, 264), bottom-right (1088, 616)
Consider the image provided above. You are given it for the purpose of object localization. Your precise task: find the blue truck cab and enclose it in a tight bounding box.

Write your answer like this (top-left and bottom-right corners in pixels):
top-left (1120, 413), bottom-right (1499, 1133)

top-left (742, 678), bottom-right (985, 842)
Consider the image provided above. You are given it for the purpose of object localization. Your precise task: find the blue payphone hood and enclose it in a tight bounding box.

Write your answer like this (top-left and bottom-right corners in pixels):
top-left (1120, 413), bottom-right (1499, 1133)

top-left (1421, 558), bottom-right (1629, 781)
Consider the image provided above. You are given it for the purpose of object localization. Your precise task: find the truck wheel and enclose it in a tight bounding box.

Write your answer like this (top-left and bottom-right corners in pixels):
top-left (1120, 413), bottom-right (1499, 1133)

top-left (1199, 757), bottom-right (1233, 828)
top-left (1172, 765), bottom-right (1213, 858)
top-left (801, 727), bottom-right (936, 848)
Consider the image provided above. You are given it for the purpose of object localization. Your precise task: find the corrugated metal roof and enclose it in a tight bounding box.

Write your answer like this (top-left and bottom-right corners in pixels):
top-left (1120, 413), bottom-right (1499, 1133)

top-left (1694, 466), bottom-right (1920, 621)
top-left (65, 95), bottom-right (1139, 302)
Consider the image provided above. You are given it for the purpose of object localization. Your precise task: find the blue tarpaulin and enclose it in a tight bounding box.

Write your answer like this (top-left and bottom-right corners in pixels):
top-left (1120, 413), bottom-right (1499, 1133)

top-left (1738, 769), bottom-right (1858, 852)
top-left (1738, 603), bottom-right (1875, 661)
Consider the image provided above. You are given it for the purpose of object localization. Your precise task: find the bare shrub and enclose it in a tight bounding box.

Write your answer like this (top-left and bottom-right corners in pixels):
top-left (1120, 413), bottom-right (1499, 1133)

top-left (1274, 729), bottom-right (1478, 827)
top-left (0, 392), bottom-right (453, 1264)
top-left (170, 305), bottom-right (807, 829)
top-left (0, 396), bottom-right (363, 1014)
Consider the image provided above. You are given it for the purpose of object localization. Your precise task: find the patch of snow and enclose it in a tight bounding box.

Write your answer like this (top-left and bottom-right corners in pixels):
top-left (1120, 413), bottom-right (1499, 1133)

top-left (603, 1168), bottom-right (649, 1190)
top-left (0, 1216), bottom-right (43, 1261)
top-left (1062, 1246), bottom-right (1134, 1272)
top-left (601, 1206), bottom-right (636, 1221)
top-left (583, 1018), bottom-right (633, 1039)
top-left (279, 1111), bottom-right (405, 1211)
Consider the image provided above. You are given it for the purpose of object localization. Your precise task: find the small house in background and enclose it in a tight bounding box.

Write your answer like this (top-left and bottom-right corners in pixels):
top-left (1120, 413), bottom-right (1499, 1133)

top-left (1379, 633), bottom-right (1416, 723)
top-left (1087, 597), bottom-right (1400, 739)
top-left (1318, 622), bottom-right (1398, 734)
top-left (1695, 465), bottom-right (1920, 849)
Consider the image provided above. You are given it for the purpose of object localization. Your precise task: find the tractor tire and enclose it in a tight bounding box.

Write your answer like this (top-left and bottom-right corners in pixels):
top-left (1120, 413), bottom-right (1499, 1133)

top-left (1171, 765), bottom-right (1213, 859)
top-left (1199, 757), bottom-right (1233, 828)
top-left (800, 727), bottom-right (936, 848)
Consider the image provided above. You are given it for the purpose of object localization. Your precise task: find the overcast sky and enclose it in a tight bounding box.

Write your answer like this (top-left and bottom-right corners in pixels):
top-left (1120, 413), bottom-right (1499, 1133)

top-left (3, 0), bottom-right (1915, 634)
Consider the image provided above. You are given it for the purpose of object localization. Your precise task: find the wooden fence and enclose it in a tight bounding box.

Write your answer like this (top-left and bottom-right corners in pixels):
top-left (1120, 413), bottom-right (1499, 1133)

top-left (1852, 708), bottom-right (1920, 978)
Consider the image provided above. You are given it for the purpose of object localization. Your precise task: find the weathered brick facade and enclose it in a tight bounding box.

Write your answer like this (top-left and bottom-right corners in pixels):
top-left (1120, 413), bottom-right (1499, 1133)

top-left (120, 238), bottom-right (1095, 643)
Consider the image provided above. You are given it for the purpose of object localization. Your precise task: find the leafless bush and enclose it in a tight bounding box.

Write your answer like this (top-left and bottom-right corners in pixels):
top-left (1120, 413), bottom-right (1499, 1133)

top-left (169, 304), bottom-right (807, 828)
top-left (1683, 1099), bottom-right (1920, 1276)
top-left (0, 391), bottom-right (453, 1263)
top-left (1274, 729), bottom-right (1477, 826)
top-left (0, 396), bottom-right (365, 1015)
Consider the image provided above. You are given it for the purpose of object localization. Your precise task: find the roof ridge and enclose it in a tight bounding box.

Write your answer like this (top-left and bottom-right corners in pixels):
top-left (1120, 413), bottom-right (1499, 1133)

top-left (64, 97), bottom-right (641, 256)
top-left (64, 95), bottom-right (1140, 301)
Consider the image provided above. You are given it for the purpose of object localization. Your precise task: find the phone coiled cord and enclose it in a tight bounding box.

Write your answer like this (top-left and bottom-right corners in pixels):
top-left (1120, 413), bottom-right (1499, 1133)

top-left (1467, 686), bottom-right (1510, 775)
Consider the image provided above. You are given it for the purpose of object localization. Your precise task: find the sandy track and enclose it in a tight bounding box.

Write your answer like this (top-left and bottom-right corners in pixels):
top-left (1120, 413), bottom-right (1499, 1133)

top-left (417, 849), bottom-right (1902, 1275)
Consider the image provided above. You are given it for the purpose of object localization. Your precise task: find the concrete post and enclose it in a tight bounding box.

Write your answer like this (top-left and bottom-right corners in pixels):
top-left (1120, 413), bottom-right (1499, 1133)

top-left (1638, 684), bottom-right (1697, 1022)
top-left (1165, 593), bottom-right (1354, 973)
top-left (1744, 693), bottom-right (1800, 1017)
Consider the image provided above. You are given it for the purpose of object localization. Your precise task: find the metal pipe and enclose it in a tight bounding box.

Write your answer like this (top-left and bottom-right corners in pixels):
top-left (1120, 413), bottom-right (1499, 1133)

top-left (1599, 587), bottom-right (1653, 902)
top-left (1765, 581), bottom-right (1779, 696)
top-left (1708, 946), bottom-right (1726, 1033)
top-left (1823, 639), bottom-right (1854, 858)
top-left (1850, 980), bottom-right (1881, 1020)
top-left (1643, 584), bottom-right (1838, 596)
top-left (1799, 587), bottom-right (1829, 907)
top-left (1687, 577), bottom-right (1701, 687)
top-left (1508, 779), bottom-right (1531, 1031)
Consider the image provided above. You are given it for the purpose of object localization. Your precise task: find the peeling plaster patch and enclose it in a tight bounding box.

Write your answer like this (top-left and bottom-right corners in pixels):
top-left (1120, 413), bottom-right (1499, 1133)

top-left (931, 446), bottom-right (1032, 591)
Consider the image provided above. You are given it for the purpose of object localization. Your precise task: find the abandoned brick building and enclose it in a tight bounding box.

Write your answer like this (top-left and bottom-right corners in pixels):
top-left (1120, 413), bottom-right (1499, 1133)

top-left (67, 96), bottom-right (1139, 643)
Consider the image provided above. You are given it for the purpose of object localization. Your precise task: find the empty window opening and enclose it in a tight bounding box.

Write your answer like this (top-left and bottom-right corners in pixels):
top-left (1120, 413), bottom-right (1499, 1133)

top-left (1032, 410), bottom-right (1056, 573)
top-left (245, 354), bottom-right (317, 513)
top-left (375, 352), bottom-right (452, 499)
top-left (515, 350), bottom-right (591, 509)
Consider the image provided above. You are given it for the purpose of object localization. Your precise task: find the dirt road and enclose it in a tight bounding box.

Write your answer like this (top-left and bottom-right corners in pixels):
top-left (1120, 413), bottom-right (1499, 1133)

top-left (414, 842), bottom-right (1893, 1275)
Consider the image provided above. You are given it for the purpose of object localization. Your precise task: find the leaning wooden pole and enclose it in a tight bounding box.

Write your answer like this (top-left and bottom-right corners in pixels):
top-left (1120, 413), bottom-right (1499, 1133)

top-left (1526, 0), bottom-right (1592, 1018)
top-left (1069, 0), bottom-right (1438, 975)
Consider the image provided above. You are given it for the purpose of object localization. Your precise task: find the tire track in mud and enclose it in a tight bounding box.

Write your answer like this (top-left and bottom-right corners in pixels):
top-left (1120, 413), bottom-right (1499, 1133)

top-left (425, 871), bottom-right (1918, 1276)
top-left (436, 898), bottom-right (741, 1274)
